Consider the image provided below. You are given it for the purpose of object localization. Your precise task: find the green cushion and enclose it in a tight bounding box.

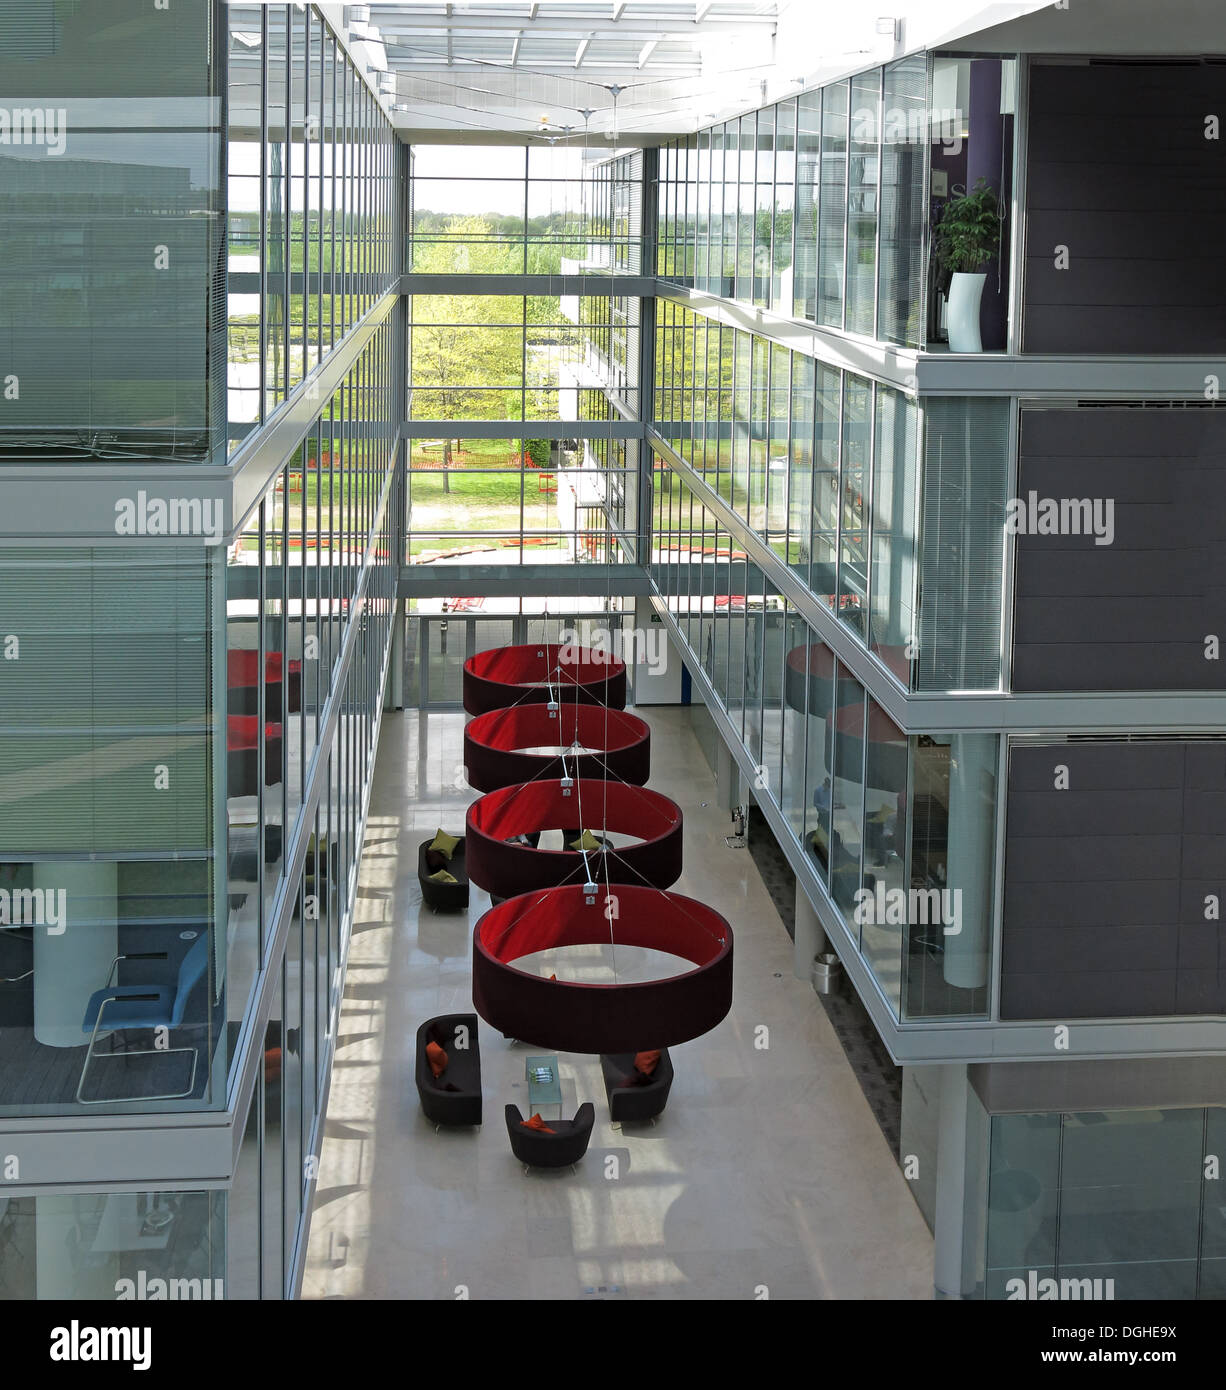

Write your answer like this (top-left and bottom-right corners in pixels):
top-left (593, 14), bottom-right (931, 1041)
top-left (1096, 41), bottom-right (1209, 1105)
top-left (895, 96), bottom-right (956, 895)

top-left (428, 828), bottom-right (460, 860)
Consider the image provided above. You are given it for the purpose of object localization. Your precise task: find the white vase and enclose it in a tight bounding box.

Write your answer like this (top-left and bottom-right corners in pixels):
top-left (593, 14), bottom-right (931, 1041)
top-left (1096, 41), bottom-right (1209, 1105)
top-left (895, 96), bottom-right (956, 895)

top-left (946, 272), bottom-right (987, 353)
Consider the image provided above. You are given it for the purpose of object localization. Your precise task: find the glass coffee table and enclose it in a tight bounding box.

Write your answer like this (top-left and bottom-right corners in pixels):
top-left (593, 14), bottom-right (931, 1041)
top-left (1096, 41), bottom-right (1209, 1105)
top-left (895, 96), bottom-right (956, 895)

top-left (525, 1055), bottom-right (563, 1119)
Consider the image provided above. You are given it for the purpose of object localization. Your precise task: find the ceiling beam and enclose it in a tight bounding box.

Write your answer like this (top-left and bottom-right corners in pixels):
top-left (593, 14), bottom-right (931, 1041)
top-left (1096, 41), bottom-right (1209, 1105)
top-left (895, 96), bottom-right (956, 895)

top-left (695, 1), bottom-right (714, 20)
top-left (374, 16), bottom-right (773, 37)
top-left (611, 1), bottom-right (626, 16)
top-left (386, 59), bottom-right (706, 78)
top-left (510, 31), bottom-right (522, 65)
top-left (637, 37), bottom-right (661, 68)
top-left (574, 36), bottom-right (591, 67)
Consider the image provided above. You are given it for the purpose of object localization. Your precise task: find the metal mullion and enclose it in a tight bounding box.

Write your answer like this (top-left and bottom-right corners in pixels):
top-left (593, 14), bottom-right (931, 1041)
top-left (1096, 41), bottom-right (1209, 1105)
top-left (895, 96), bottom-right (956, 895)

top-left (354, 88), bottom-right (363, 322)
top-left (839, 82), bottom-right (849, 333)
top-left (1007, 53), bottom-right (1028, 355)
top-left (361, 86), bottom-right (367, 315)
top-left (301, 5), bottom-right (311, 385)
top-left (279, 459), bottom-right (290, 863)
top-left (871, 66), bottom-right (884, 341)
top-left (921, 50), bottom-right (935, 349)
top-left (315, 16), bottom-right (324, 365)
top-left (300, 416), bottom-right (309, 806)
top-left (330, 394), bottom-right (338, 683)
top-left (341, 66), bottom-right (350, 335)
top-left (257, 500), bottom-right (268, 958)
top-left (259, 5), bottom-right (268, 422)
top-left (863, 380), bottom-right (877, 646)
top-left (283, 6), bottom-right (292, 402)
top-left (315, 397), bottom-right (323, 751)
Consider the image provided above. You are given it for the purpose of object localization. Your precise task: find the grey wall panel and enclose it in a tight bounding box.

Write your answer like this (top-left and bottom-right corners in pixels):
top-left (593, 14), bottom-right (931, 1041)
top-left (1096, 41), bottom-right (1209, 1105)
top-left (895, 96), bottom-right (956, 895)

top-left (1001, 741), bottom-right (1226, 1021)
top-left (1024, 63), bottom-right (1226, 354)
top-left (1002, 970), bottom-right (1180, 1020)
top-left (1012, 407), bottom-right (1226, 693)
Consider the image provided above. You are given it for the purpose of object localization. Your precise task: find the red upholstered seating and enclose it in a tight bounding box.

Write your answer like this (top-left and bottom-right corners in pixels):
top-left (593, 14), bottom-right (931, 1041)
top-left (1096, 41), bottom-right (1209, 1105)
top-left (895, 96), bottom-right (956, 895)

top-left (227, 649), bottom-right (303, 714)
top-left (227, 715), bottom-right (284, 794)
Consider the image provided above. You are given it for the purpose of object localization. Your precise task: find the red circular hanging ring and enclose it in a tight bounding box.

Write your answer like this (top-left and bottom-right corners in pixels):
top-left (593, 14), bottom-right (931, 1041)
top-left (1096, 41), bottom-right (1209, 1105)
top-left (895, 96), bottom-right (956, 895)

top-left (463, 704), bottom-right (650, 793)
top-left (463, 642), bottom-right (627, 716)
top-left (472, 884), bottom-right (733, 1053)
top-left (465, 780), bottom-right (683, 898)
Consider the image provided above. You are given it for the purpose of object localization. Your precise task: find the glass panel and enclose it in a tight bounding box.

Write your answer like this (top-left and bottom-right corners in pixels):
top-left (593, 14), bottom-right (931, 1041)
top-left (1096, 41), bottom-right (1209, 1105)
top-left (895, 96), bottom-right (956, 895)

top-left (916, 398), bottom-right (1009, 693)
top-left (869, 386), bottom-right (918, 685)
top-left (1058, 1109), bottom-right (1202, 1299)
top-left (837, 374), bottom-right (871, 637)
top-left (0, 1191), bottom-right (224, 1300)
top-left (810, 365), bottom-right (840, 599)
top-left (780, 609), bottom-right (810, 840)
top-left (903, 733), bottom-right (995, 1021)
top-left (773, 100), bottom-right (796, 312)
top-left (984, 1113), bottom-right (1060, 1300)
top-left (228, 1092), bottom-right (261, 1298)
top-left (846, 72), bottom-right (881, 336)
top-left (829, 665), bottom-right (866, 924)
top-left (794, 91), bottom-right (821, 321)
top-left (860, 701), bottom-right (908, 1014)
top-left (787, 355), bottom-right (814, 582)
top-left (0, 1), bottom-right (222, 465)
top-left (818, 82), bottom-right (849, 330)
top-left (878, 55), bottom-right (929, 346)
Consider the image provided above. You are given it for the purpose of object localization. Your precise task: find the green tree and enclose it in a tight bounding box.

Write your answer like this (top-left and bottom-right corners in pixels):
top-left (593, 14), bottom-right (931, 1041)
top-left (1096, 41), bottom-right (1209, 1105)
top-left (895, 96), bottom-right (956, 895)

top-left (410, 217), bottom-right (525, 488)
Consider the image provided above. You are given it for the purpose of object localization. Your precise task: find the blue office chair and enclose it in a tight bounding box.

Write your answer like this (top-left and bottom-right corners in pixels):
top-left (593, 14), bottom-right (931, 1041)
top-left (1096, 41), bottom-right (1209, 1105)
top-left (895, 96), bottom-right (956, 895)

top-left (76, 934), bottom-right (209, 1104)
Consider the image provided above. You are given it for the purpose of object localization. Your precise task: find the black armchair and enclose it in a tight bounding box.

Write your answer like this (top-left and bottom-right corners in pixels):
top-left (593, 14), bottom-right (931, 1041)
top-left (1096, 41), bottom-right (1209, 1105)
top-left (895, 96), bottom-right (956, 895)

top-left (601, 1050), bottom-right (673, 1123)
top-left (505, 1102), bottom-right (594, 1170)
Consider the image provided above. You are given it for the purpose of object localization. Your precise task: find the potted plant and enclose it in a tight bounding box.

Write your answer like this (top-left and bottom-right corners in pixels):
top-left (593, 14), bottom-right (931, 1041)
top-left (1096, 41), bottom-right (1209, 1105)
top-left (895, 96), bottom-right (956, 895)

top-left (933, 177), bottom-right (1002, 353)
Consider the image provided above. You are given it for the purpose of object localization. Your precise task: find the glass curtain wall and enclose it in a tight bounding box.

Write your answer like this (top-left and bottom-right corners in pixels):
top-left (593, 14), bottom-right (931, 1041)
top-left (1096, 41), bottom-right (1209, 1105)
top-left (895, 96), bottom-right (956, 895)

top-left (227, 4), bottom-right (398, 454)
top-left (655, 65), bottom-right (928, 352)
top-left (984, 1107), bottom-right (1226, 1300)
top-left (407, 147), bottom-right (643, 568)
top-left (650, 457), bottom-right (995, 1022)
top-left (0, 0), bottom-right (223, 464)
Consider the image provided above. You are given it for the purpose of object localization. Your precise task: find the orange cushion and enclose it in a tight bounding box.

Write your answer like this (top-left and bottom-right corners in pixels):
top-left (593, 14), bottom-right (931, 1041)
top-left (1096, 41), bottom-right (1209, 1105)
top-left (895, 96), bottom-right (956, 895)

top-left (264, 1047), bottom-right (282, 1082)
top-left (633, 1049), bottom-right (661, 1077)
top-left (426, 1041), bottom-right (448, 1078)
top-left (520, 1112), bottom-right (556, 1134)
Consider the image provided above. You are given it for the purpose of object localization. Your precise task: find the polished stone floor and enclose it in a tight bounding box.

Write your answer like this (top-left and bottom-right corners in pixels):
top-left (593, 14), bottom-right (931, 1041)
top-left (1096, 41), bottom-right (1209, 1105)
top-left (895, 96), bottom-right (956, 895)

top-left (302, 705), bottom-right (933, 1300)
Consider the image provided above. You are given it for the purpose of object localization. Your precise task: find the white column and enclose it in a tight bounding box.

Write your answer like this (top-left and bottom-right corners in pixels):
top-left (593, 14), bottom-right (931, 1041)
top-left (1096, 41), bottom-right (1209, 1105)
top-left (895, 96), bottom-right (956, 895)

top-left (33, 861), bottom-right (118, 1048)
top-left (715, 737), bottom-right (741, 814)
top-left (943, 734), bottom-right (995, 990)
top-left (793, 881), bottom-right (828, 983)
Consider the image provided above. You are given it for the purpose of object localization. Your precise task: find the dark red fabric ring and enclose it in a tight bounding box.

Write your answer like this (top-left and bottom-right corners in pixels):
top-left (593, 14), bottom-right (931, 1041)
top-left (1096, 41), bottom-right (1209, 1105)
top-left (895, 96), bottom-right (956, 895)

top-left (466, 780), bottom-right (683, 896)
top-left (464, 704), bottom-right (650, 793)
top-left (472, 884), bottom-right (733, 1053)
top-left (463, 642), bottom-right (627, 716)
top-left (784, 644), bottom-right (837, 716)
